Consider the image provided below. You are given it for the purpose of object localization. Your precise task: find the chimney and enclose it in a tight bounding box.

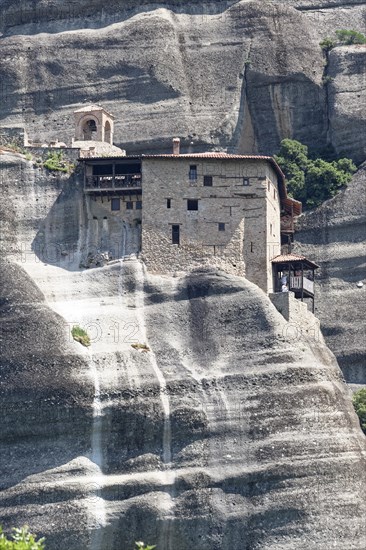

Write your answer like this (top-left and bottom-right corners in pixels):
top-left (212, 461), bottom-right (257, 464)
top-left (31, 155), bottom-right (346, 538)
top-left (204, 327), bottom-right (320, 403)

top-left (173, 137), bottom-right (180, 155)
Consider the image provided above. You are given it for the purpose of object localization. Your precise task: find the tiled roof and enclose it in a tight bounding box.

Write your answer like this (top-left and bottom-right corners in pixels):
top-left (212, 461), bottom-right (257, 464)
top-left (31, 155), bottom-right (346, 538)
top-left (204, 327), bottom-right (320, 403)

top-left (143, 152), bottom-right (272, 159)
top-left (142, 152), bottom-right (283, 170)
top-left (271, 254), bottom-right (319, 269)
top-left (142, 152), bottom-right (286, 179)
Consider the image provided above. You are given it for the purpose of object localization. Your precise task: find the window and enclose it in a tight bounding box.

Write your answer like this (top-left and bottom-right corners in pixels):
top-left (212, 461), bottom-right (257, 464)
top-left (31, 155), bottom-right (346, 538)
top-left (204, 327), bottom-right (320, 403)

top-left (218, 223), bottom-right (225, 231)
top-left (268, 181), bottom-right (271, 191)
top-left (126, 201), bottom-right (133, 210)
top-left (243, 178), bottom-right (250, 186)
top-left (274, 189), bottom-right (277, 200)
top-left (204, 175), bottom-right (213, 186)
top-left (187, 199), bottom-right (198, 211)
top-left (167, 198), bottom-right (171, 209)
top-left (270, 223), bottom-right (273, 235)
top-left (189, 165), bottom-right (197, 181)
top-left (172, 225), bottom-right (180, 245)
top-left (136, 201), bottom-right (142, 210)
top-left (111, 198), bottom-right (120, 211)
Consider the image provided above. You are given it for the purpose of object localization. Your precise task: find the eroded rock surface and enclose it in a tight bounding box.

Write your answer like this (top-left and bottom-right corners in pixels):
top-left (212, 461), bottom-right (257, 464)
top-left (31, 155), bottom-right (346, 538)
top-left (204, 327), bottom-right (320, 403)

top-left (0, 151), bottom-right (365, 549)
top-left (0, 1), bottom-right (365, 162)
top-left (293, 164), bottom-right (366, 386)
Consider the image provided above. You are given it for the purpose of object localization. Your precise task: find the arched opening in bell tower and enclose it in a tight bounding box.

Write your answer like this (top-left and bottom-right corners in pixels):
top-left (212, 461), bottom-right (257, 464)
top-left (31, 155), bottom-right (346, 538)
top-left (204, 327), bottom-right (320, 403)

top-left (104, 120), bottom-right (111, 144)
top-left (83, 119), bottom-right (97, 140)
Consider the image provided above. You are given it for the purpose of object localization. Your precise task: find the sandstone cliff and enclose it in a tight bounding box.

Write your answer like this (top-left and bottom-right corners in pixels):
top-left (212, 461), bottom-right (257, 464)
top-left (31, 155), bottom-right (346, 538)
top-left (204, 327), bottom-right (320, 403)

top-left (0, 151), bottom-right (365, 548)
top-left (293, 163), bottom-right (366, 387)
top-left (0, 1), bottom-right (365, 162)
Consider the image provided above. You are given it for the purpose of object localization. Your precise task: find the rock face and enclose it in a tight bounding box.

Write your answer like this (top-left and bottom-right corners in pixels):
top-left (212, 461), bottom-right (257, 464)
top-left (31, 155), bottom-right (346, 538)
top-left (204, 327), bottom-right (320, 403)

top-left (0, 1), bottom-right (365, 162)
top-left (293, 164), bottom-right (366, 386)
top-left (1, 151), bottom-right (366, 548)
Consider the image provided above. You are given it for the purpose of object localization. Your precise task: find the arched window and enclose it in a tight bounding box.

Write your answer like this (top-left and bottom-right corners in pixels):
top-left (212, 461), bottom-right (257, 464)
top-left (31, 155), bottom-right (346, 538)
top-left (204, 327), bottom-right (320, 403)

top-left (104, 120), bottom-right (111, 144)
top-left (82, 119), bottom-right (97, 140)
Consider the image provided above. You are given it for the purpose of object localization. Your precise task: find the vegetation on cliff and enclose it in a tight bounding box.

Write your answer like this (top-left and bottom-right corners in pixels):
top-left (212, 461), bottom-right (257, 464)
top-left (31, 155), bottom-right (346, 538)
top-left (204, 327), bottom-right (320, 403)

top-left (352, 389), bottom-right (366, 435)
top-left (43, 151), bottom-right (74, 173)
top-left (71, 325), bottom-right (91, 347)
top-left (274, 139), bottom-right (356, 209)
top-left (0, 526), bottom-right (45, 549)
top-left (0, 528), bottom-right (155, 550)
top-left (320, 29), bottom-right (366, 51)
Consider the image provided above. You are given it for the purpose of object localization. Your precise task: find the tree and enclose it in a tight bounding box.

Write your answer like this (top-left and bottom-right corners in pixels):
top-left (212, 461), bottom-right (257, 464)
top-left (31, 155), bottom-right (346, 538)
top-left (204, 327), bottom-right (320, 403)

top-left (274, 139), bottom-right (356, 209)
top-left (352, 389), bottom-right (366, 435)
top-left (320, 37), bottom-right (335, 52)
top-left (0, 526), bottom-right (45, 550)
top-left (335, 29), bottom-right (366, 45)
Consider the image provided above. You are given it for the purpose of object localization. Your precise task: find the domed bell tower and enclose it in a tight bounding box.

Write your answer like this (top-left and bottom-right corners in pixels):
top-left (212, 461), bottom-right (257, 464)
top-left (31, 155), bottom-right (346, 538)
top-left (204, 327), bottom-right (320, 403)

top-left (74, 105), bottom-right (114, 145)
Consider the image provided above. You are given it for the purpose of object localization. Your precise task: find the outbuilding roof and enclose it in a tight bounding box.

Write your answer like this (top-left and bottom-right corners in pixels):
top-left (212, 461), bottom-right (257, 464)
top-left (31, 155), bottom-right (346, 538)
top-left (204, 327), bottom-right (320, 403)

top-left (271, 254), bottom-right (319, 269)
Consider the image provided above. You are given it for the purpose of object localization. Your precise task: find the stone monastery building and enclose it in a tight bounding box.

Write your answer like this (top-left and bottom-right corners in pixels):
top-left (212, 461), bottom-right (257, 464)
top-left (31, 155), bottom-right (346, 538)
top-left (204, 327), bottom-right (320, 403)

top-left (13, 104), bottom-right (316, 303)
top-left (74, 105), bottom-right (303, 295)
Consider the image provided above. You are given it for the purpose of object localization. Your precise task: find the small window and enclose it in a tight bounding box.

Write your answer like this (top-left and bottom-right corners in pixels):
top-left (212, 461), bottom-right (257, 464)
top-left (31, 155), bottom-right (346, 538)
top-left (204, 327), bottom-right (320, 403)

top-left (274, 189), bottom-right (277, 200)
top-left (167, 198), bottom-right (171, 209)
top-left (187, 199), bottom-right (198, 211)
top-left (218, 223), bottom-right (225, 231)
top-left (243, 178), bottom-right (250, 186)
top-left (189, 165), bottom-right (197, 181)
top-left (172, 224), bottom-right (180, 245)
top-left (126, 201), bottom-right (133, 210)
top-left (268, 181), bottom-right (271, 191)
top-left (204, 175), bottom-right (213, 186)
top-left (136, 201), bottom-right (142, 210)
top-left (111, 198), bottom-right (120, 211)
top-left (270, 223), bottom-right (273, 235)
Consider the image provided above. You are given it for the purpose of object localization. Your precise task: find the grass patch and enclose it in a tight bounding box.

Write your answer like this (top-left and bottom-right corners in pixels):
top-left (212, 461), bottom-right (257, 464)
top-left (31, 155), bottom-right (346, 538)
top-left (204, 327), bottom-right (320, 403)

top-left (131, 343), bottom-right (150, 352)
top-left (71, 325), bottom-right (91, 347)
top-left (43, 151), bottom-right (74, 173)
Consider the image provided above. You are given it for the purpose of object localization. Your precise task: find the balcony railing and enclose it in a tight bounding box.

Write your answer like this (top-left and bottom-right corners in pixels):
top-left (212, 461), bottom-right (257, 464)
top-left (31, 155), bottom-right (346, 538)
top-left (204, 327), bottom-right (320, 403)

top-left (290, 276), bottom-right (314, 294)
top-left (85, 174), bottom-right (142, 190)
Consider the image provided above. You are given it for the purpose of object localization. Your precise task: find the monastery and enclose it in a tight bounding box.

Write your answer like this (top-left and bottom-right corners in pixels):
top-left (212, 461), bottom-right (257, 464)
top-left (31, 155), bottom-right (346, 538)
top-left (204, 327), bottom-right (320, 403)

top-left (5, 104), bottom-right (319, 312)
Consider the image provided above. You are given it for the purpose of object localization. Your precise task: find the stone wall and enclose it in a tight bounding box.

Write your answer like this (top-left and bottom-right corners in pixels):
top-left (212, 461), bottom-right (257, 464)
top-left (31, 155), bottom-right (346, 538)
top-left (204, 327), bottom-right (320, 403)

top-left (0, 126), bottom-right (27, 148)
top-left (270, 291), bottom-right (322, 344)
top-left (84, 194), bottom-right (141, 260)
top-left (141, 157), bottom-right (281, 291)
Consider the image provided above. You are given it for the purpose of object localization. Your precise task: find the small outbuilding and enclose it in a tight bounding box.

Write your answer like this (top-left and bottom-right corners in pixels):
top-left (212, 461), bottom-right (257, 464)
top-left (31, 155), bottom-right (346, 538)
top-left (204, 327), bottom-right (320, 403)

top-left (271, 253), bottom-right (319, 312)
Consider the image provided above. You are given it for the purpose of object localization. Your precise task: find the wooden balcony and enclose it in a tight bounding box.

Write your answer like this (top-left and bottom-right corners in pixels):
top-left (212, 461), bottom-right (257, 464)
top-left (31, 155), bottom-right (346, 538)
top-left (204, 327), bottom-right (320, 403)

top-left (84, 174), bottom-right (142, 194)
top-left (290, 276), bottom-right (314, 295)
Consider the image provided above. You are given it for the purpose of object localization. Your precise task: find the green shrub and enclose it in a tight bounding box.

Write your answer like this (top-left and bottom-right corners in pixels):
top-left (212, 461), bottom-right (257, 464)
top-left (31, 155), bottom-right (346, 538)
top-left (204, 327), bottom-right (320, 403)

top-left (71, 325), bottom-right (91, 347)
top-left (320, 37), bottom-right (335, 52)
top-left (320, 30), bottom-right (366, 52)
top-left (335, 29), bottom-right (366, 45)
top-left (352, 389), bottom-right (366, 435)
top-left (275, 139), bottom-right (356, 209)
top-left (0, 526), bottom-right (45, 549)
top-left (135, 543), bottom-right (156, 550)
top-left (43, 151), bottom-right (69, 172)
